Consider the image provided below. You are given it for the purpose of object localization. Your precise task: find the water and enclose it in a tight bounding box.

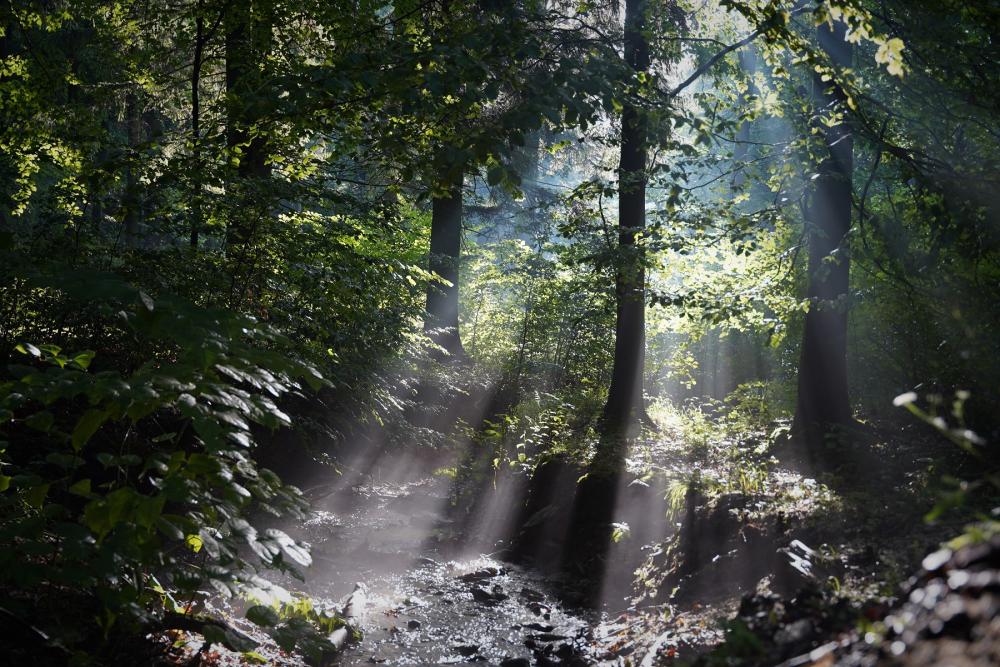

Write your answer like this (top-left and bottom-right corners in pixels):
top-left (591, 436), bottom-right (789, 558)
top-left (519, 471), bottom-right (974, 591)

top-left (290, 476), bottom-right (605, 665)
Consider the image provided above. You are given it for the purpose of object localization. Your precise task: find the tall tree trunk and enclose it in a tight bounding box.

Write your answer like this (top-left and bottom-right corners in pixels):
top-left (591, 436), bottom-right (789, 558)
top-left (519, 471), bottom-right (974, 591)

top-left (559, 0), bottom-right (651, 597)
top-left (0, 23), bottom-right (10, 230)
top-left (793, 18), bottom-right (853, 441)
top-left (424, 168), bottom-right (465, 358)
top-left (190, 0), bottom-right (204, 249)
top-left (602, 0), bottom-right (649, 435)
top-left (731, 49), bottom-right (756, 190)
top-left (225, 0), bottom-right (272, 252)
top-left (123, 91), bottom-right (142, 248)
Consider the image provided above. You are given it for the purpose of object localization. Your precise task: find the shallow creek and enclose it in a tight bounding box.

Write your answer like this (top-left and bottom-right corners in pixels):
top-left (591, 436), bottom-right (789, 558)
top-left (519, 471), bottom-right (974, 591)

top-left (281, 476), bottom-right (609, 665)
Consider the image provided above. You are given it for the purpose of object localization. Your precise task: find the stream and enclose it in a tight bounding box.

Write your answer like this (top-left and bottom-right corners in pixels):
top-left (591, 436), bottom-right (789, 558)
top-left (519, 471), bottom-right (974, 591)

top-left (261, 470), bottom-right (618, 666)
top-left (174, 448), bottom-right (636, 667)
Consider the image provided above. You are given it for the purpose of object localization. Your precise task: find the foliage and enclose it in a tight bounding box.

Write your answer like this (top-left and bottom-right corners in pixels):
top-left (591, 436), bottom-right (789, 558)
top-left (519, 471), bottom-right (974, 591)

top-left (894, 390), bottom-right (999, 531)
top-left (0, 261), bottom-right (329, 653)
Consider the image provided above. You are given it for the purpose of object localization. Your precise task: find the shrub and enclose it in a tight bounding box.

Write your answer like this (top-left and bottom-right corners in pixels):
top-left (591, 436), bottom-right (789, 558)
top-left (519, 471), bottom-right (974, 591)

top-left (0, 265), bottom-right (325, 656)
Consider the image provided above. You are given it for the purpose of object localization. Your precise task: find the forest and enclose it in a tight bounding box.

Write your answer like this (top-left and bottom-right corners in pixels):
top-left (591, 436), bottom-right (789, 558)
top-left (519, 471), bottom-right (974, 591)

top-left (0, 0), bottom-right (998, 664)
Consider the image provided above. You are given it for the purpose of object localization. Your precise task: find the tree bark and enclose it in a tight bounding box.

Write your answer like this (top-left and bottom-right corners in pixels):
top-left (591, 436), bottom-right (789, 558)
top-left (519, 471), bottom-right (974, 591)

top-left (123, 91), bottom-right (142, 248)
top-left (190, 0), bottom-right (204, 249)
top-left (424, 169), bottom-right (465, 358)
top-left (225, 0), bottom-right (272, 251)
top-left (602, 0), bottom-right (649, 435)
top-left (793, 18), bottom-right (854, 441)
top-left (731, 49), bottom-right (756, 190)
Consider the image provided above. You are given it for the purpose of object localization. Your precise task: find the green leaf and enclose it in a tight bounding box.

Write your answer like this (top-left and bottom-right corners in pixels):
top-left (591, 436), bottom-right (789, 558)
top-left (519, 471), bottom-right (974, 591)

top-left (68, 479), bottom-right (92, 497)
top-left (135, 495), bottom-right (165, 529)
top-left (15, 342), bottom-right (41, 357)
top-left (156, 516), bottom-right (185, 540)
top-left (138, 290), bottom-right (155, 312)
top-left (486, 164), bottom-right (504, 186)
top-left (26, 483), bottom-right (50, 508)
top-left (185, 534), bottom-right (203, 553)
top-left (0, 475), bottom-right (10, 492)
top-left (187, 453), bottom-right (222, 475)
top-left (241, 652), bottom-right (268, 665)
top-left (25, 411), bottom-right (55, 432)
top-left (246, 605), bottom-right (280, 627)
top-left (46, 452), bottom-right (83, 469)
top-left (266, 529), bottom-right (311, 567)
top-left (83, 488), bottom-right (134, 539)
top-left (72, 409), bottom-right (108, 451)
top-left (72, 350), bottom-right (96, 370)
top-left (199, 623), bottom-right (255, 652)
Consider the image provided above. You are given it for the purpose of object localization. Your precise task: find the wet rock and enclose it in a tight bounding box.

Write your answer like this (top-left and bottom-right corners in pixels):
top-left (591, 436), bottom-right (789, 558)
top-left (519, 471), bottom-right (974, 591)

top-left (614, 643), bottom-right (636, 657)
top-left (402, 594), bottom-right (427, 608)
top-left (519, 587), bottom-right (544, 602)
top-left (407, 619), bottom-right (421, 630)
top-left (694, 535), bottom-right (1000, 667)
top-left (773, 618), bottom-right (812, 645)
top-left (459, 567), bottom-right (506, 582)
top-left (523, 622), bottom-right (554, 632)
top-left (555, 643), bottom-right (576, 659)
top-left (499, 658), bottom-right (530, 667)
top-left (531, 641), bottom-right (590, 667)
top-left (866, 533), bottom-right (1000, 665)
top-left (471, 585), bottom-right (508, 603)
top-left (527, 601), bottom-right (550, 616)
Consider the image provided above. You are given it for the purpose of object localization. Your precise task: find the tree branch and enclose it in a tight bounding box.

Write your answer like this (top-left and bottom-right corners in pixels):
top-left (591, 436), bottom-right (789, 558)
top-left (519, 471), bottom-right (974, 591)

top-left (667, 29), bottom-right (762, 99)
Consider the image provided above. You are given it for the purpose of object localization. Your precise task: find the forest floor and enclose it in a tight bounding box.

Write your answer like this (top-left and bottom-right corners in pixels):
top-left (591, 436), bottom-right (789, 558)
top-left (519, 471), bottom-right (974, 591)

top-left (153, 472), bottom-right (613, 665)
top-left (149, 411), bottom-right (986, 667)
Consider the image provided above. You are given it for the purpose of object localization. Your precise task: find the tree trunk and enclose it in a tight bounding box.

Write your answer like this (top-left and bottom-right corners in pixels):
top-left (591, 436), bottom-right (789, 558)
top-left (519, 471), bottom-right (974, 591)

top-left (123, 91), bottom-right (142, 248)
top-left (225, 0), bottom-right (272, 252)
top-left (731, 49), bottom-right (756, 190)
top-left (190, 0), bottom-right (204, 249)
top-left (424, 169), bottom-right (465, 358)
top-left (793, 18), bottom-right (853, 441)
top-left (0, 24), bottom-right (10, 231)
top-left (602, 0), bottom-right (649, 436)
top-left (560, 1), bottom-right (651, 593)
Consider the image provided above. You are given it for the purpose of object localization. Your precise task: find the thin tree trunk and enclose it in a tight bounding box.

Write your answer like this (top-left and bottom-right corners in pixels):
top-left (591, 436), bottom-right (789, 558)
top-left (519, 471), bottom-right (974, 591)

top-left (602, 0), bottom-right (649, 436)
top-left (710, 329), bottom-right (721, 399)
top-left (0, 25), bottom-right (8, 230)
top-left (731, 49), bottom-right (756, 192)
top-left (123, 91), bottom-right (142, 248)
top-left (424, 168), bottom-right (465, 358)
top-left (190, 1), bottom-right (204, 249)
top-left (514, 285), bottom-right (534, 382)
top-left (793, 18), bottom-right (854, 441)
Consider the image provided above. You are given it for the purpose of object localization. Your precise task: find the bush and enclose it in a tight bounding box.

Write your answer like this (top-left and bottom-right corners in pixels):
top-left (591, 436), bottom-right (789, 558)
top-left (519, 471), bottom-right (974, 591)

top-left (0, 264), bottom-right (325, 656)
